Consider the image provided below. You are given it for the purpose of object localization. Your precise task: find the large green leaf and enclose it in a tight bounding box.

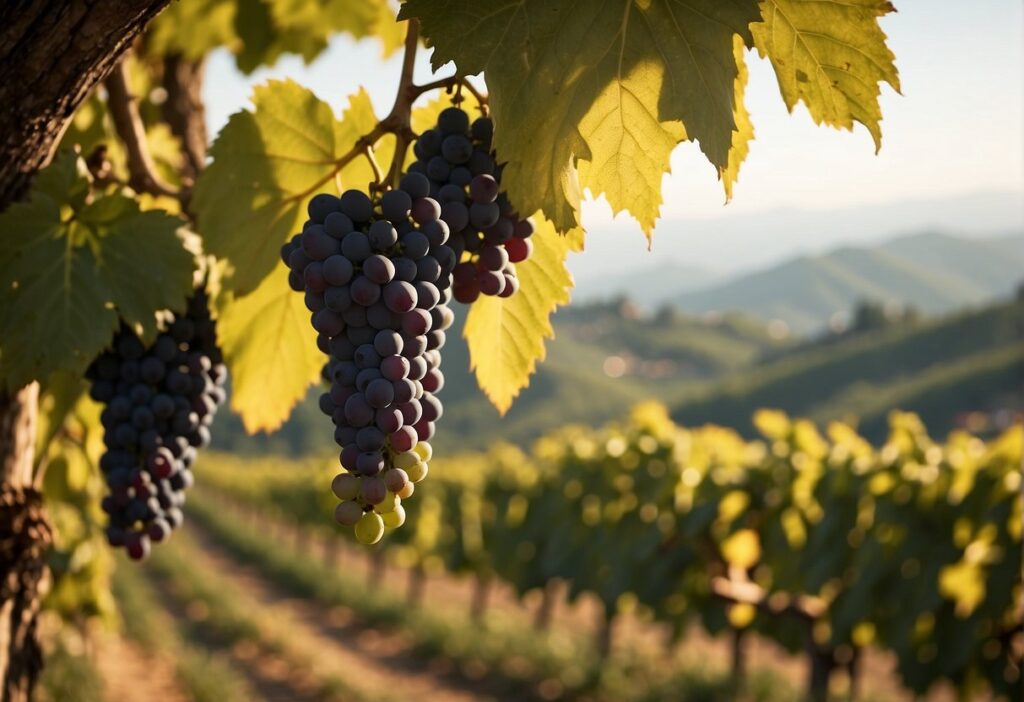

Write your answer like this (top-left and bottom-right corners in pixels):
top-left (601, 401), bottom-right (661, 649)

top-left (195, 81), bottom-right (380, 295)
top-left (0, 155), bottom-right (194, 391)
top-left (463, 217), bottom-right (582, 414)
top-left (401, 0), bottom-right (761, 234)
top-left (751, 0), bottom-right (900, 150)
top-left (214, 261), bottom-right (323, 433)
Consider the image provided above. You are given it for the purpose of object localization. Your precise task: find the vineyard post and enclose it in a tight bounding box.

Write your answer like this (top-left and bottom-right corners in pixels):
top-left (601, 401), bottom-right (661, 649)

top-left (0, 3), bottom-right (170, 698)
top-left (730, 627), bottom-right (747, 685)
top-left (534, 580), bottom-right (559, 631)
top-left (470, 573), bottom-right (492, 621)
top-left (596, 604), bottom-right (616, 660)
top-left (407, 562), bottom-right (427, 608)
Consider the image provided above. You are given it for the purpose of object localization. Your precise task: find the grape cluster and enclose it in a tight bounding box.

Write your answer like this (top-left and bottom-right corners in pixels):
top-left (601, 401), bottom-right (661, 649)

top-left (408, 107), bottom-right (535, 304)
top-left (282, 179), bottom-right (453, 544)
top-left (87, 293), bottom-right (226, 560)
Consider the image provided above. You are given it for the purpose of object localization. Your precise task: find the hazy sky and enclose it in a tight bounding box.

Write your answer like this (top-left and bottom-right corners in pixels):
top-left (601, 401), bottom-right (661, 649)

top-left (204, 1), bottom-right (1024, 274)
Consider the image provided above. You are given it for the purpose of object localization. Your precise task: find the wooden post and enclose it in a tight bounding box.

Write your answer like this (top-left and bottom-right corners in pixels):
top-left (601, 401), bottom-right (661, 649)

top-left (730, 627), bottom-right (747, 686)
top-left (596, 605), bottom-right (615, 659)
top-left (470, 573), bottom-right (491, 621)
top-left (534, 580), bottom-right (558, 631)
top-left (407, 563), bottom-right (426, 607)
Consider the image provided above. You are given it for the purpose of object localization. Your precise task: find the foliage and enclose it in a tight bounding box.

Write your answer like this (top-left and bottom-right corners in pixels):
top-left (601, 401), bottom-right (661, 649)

top-left (0, 153), bottom-right (194, 391)
top-left (7, 0), bottom-right (901, 424)
top-left (400, 0), bottom-right (898, 234)
top-left (198, 407), bottom-right (1023, 700)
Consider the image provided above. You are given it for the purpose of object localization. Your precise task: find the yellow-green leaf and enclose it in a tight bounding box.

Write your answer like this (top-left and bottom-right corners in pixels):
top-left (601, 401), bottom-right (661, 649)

top-left (463, 217), bottom-right (582, 414)
top-left (195, 81), bottom-right (379, 295)
top-left (722, 35), bottom-right (754, 201)
top-left (146, 0), bottom-right (401, 71)
top-left (215, 260), bottom-right (324, 433)
top-left (401, 0), bottom-right (761, 233)
top-left (751, 0), bottom-right (900, 150)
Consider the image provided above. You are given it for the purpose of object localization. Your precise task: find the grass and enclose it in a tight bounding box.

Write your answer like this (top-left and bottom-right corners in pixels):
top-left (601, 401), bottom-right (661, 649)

top-left (142, 529), bottom-right (377, 702)
top-left (188, 490), bottom-right (800, 702)
top-left (36, 635), bottom-right (105, 702)
top-left (113, 556), bottom-right (253, 702)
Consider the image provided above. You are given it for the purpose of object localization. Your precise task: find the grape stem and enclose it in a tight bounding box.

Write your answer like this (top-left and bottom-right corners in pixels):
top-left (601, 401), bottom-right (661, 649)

top-left (362, 143), bottom-right (384, 190)
top-left (410, 76), bottom-right (488, 112)
top-left (104, 58), bottom-right (183, 203)
top-left (328, 19), bottom-right (490, 192)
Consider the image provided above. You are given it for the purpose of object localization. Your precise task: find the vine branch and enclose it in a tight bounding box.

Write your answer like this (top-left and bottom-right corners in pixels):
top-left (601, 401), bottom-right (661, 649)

top-left (104, 59), bottom-right (181, 200)
top-left (324, 19), bottom-right (490, 193)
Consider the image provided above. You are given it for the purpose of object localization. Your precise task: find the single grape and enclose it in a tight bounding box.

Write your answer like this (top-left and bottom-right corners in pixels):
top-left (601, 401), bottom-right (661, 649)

top-left (332, 473), bottom-right (361, 501)
top-left (335, 500), bottom-right (363, 526)
top-left (339, 190), bottom-right (374, 222)
top-left (355, 511), bottom-right (385, 544)
top-left (382, 505), bottom-right (406, 528)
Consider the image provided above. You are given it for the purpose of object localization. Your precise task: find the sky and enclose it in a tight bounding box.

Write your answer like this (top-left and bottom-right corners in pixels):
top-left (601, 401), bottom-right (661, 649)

top-left (204, 2), bottom-right (1024, 277)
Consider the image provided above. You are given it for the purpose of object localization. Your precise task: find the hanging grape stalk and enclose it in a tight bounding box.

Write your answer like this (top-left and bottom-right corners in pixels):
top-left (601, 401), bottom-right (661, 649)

top-left (408, 107), bottom-right (536, 303)
top-left (86, 292), bottom-right (226, 560)
top-left (283, 180), bottom-right (455, 543)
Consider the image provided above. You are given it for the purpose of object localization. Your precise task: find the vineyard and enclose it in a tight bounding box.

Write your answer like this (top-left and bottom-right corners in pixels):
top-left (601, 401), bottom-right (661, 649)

top-left (1, 2), bottom-right (1020, 701)
top-left (186, 404), bottom-right (1023, 701)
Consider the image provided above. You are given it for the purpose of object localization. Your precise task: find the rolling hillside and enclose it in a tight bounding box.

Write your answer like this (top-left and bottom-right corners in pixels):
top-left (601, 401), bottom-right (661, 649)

top-left (670, 232), bottom-right (1024, 333)
top-left (672, 299), bottom-right (1024, 441)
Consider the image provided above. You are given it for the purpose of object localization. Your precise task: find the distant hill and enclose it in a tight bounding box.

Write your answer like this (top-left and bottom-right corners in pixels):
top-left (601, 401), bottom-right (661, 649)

top-left (670, 232), bottom-right (1024, 334)
top-left (672, 299), bottom-right (1024, 441)
top-left (571, 261), bottom-right (719, 309)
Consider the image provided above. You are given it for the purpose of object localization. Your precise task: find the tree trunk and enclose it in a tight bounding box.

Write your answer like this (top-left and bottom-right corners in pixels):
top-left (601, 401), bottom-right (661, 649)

top-left (0, 0), bottom-right (171, 209)
top-left (0, 6), bottom-right (171, 698)
top-left (1, 384), bottom-right (51, 702)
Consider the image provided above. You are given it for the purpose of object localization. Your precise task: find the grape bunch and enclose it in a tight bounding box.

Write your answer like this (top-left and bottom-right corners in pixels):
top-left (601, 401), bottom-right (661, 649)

top-left (281, 178), bottom-right (453, 544)
top-left (86, 293), bottom-right (226, 560)
top-left (408, 106), bottom-right (535, 304)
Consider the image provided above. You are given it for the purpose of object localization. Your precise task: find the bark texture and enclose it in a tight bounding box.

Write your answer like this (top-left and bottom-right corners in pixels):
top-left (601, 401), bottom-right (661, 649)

top-left (0, 0), bottom-right (172, 209)
top-left (0, 384), bottom-right (48, 702)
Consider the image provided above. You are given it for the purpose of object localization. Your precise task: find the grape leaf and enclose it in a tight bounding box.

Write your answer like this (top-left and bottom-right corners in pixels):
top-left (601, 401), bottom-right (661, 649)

top-left (0, 155), bottom-right (194, 391)
top-left (750, 0), bottom-right (900, 150)
top-left (401, 0), bottom-right (761, 234)
top-left (214, 261), bottom-right (323, 432)
top-left (463, 216), bottom-right (583, 414)
top-left (146, 0), bottom-right (401, 71)
top-left (722, 35), bottom-right (753, 201)
top-left (195, 81), bottom-right (379, 295)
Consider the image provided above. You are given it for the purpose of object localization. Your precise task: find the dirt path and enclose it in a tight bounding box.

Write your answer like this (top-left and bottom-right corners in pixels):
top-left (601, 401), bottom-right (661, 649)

top-left (93, 632), bottom-right (190, 702)
top-left (182, 520), bottom-right (513, 702)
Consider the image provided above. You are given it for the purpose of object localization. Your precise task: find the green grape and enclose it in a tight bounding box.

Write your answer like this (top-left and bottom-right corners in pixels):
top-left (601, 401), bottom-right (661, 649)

top-left (394, 451), bottom-right (419, 470)
top-left (374, 492), bottom-right (400, 514)
top-left (406, 460), bottom-right (429, 483)
top-left (355, 512), bottom-right (385, 544)
top-left (382, 505), bottom-right (406, 529)
top-left (413, 441), bottom-right (433, 462)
